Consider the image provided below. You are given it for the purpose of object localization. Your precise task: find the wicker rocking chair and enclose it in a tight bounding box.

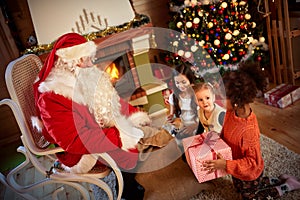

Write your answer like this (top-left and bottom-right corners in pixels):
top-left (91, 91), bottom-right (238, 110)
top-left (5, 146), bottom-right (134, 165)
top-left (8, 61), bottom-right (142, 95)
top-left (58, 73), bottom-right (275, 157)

top-left (0, 54), bottom-right (123, 200)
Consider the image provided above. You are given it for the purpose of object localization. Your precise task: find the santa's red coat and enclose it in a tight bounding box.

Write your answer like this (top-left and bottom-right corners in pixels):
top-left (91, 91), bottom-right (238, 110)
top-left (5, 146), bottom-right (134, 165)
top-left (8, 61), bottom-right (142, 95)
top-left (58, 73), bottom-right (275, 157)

top-left (37, 91), bottom-right (139, 170)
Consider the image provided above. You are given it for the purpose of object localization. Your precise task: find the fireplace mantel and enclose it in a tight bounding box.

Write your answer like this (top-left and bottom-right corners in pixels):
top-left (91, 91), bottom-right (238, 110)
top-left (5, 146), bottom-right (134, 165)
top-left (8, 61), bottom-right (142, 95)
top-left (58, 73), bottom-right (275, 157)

top-left (94, 23), bottom-right (152, 50)
top-left (93, 23), bottom-right (153, 63)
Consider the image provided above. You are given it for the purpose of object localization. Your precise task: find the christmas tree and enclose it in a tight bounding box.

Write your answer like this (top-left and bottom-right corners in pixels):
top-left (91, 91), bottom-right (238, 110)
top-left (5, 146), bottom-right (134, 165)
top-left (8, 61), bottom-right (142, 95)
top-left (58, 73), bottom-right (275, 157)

top-left (166, 0), bottom-right (268, 77)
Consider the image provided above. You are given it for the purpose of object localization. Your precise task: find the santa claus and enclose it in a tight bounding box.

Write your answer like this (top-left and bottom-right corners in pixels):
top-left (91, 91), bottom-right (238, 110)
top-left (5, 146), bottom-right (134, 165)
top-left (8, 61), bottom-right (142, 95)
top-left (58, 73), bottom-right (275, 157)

top-left (32, 32), bottom-right (157, 199)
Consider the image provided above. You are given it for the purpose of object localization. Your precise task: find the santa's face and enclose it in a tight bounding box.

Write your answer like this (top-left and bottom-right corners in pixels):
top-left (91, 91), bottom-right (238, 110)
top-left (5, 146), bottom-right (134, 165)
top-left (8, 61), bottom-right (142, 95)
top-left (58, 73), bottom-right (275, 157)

top-left (76, 57), bottom-right (94, 68)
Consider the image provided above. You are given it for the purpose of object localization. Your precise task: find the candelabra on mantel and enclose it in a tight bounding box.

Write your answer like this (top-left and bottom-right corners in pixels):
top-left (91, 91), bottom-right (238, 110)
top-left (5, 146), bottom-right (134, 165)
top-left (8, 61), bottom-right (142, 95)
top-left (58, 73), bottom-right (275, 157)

top-left (71, 9), bottom-right (109, 34)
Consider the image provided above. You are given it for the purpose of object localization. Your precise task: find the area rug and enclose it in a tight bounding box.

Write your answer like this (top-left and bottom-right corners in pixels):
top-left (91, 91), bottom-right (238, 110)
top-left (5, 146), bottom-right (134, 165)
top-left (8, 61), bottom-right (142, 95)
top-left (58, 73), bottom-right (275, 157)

top-left (190, 134), bottom-right (300, 200)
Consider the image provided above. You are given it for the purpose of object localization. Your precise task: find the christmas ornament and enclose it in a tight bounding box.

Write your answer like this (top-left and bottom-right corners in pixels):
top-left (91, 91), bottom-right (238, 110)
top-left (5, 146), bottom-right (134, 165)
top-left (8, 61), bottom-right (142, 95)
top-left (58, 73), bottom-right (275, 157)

top-left (186, 21), bottom-right (193, 28)
top-left (193, 17), bottom-right (200, 24)
top-left (177, 21), bottom-right (183, 28)
top-left (214, 39), bottom-right (220, 46)
top-left (225, 33), bottom-right (232, 40)
top-left (259, 37), bottom-right (265, 43)
top-left (178, 50), bottom-right (185, 56)
top-left (245, 13), bottom-right (251, 20)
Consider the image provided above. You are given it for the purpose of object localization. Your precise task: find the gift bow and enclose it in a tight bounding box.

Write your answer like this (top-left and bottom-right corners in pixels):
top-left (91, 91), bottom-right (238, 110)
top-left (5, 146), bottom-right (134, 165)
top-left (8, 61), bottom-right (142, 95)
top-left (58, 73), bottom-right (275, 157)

top-left (188, 131), bottom-right (220, 159)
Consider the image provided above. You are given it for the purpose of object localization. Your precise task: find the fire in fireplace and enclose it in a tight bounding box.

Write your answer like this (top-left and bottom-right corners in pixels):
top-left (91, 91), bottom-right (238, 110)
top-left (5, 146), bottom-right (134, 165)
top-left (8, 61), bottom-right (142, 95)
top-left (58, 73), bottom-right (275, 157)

top-left (105, 54), bottom-right (130, 84)
top-left (95, 52), bottom-right (139, 99)
top-left (105, 63), bottom-right (119, 81)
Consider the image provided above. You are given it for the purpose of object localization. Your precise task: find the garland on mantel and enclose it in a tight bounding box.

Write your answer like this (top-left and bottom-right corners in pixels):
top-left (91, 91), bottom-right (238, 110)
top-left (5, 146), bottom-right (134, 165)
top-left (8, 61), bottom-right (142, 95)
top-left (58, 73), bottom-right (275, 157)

top-left (23, 14), bottom-right (150, 55)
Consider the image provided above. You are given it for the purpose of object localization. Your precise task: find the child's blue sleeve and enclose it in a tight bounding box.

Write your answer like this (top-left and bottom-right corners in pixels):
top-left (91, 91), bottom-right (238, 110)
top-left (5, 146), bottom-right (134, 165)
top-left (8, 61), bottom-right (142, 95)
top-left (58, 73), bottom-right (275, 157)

top-left (218, 111), bottom-right (226, 125)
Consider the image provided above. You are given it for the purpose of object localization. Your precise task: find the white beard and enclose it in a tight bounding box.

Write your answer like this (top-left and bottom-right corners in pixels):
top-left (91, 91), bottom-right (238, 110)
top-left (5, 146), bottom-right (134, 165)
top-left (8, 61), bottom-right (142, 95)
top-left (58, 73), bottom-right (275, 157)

top-left (75, 66), bottom-right (145, 150)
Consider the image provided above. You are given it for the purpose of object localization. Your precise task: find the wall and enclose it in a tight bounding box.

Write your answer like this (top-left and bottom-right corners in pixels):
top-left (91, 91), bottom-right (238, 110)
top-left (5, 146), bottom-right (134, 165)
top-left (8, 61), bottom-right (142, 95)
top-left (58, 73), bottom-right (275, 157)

top-left (0, 7), bottom-right (21, 146)
top-left (130, 0), bottom-right (170, 28)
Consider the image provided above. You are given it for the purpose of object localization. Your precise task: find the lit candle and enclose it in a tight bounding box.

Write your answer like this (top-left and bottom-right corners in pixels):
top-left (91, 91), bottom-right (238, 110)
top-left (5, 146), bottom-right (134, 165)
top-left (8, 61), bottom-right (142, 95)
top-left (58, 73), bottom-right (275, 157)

top-left (76, 21), bottom-right (80, 32)
top-left (83, 9), bottom-right (88, 23)
top-left (80, 15), bottom-right (85, 30)
top-left (98, 16), bottom-right (102, 26)
top-left (104, 18), bottom-right (108, 27)
top-left (90, 12), bottom-right (95, 22)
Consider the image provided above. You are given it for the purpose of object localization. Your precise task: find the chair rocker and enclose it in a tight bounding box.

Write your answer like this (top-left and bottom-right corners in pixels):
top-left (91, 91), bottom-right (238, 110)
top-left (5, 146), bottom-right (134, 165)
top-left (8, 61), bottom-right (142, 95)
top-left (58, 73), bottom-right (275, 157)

top-left (0, 54), bottom-right (123, 200)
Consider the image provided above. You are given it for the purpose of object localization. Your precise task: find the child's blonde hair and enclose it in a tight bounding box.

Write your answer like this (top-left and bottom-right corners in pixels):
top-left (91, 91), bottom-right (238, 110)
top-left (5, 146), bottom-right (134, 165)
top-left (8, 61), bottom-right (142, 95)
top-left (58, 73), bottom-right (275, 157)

top-left (192, 82), bottom-right (215, 95)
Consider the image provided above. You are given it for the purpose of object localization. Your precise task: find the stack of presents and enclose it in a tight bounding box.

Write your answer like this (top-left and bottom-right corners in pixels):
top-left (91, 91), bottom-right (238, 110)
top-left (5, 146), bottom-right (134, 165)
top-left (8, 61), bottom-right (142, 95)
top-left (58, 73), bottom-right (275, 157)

top-left (264, 84), bottom-right (300, 108)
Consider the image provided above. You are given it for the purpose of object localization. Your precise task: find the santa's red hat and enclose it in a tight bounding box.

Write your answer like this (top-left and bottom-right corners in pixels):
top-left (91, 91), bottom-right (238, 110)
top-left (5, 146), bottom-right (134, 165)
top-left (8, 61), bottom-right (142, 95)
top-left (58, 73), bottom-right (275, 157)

top-left (33, 33), bottom-right (97, 116)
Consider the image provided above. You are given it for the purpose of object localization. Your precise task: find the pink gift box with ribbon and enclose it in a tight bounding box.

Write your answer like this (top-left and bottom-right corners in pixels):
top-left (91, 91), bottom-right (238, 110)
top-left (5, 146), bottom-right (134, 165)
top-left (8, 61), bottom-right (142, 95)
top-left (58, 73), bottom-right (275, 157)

top-left (182, 131), bottom-right (232, 183)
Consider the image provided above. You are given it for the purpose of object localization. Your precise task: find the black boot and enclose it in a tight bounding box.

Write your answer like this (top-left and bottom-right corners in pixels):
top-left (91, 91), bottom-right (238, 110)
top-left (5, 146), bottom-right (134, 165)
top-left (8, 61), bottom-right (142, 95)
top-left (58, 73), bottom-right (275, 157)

top-left (119, 171), bottom-right (145, 200)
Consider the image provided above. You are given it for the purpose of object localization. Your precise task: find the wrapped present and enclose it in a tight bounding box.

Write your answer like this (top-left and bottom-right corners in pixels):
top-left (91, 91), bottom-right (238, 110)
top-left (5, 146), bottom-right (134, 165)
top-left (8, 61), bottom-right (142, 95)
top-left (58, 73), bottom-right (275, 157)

top-left (182, 131), bottom-right (232, 183)
top-left (264, 84), bottom-right (300, 108)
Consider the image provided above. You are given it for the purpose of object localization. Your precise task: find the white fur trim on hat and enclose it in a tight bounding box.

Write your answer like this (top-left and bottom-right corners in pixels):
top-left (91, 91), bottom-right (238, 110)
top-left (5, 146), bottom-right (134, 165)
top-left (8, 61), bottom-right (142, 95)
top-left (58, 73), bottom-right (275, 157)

top-left (55, 41), bottom-right (97, 62)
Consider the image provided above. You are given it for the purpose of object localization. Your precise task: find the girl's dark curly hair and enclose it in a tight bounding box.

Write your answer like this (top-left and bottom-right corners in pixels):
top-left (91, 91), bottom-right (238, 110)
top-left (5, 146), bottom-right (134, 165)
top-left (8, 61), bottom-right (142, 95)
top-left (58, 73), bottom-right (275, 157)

top-left (223, 61), bottom-right (267, 109)
top-left (171, 62), bottom-right (197, 117)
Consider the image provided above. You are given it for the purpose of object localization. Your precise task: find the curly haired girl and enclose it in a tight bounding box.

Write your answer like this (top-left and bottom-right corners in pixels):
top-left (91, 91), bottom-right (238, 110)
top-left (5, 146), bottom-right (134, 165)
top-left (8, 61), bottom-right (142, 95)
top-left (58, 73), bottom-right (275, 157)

top-left (202, 61), bottom-right (300, 199)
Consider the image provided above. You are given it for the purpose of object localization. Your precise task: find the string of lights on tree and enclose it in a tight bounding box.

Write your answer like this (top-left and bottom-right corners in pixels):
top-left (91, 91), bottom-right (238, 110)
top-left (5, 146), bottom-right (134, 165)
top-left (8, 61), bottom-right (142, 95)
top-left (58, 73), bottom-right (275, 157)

top-left (167, 0), bottom-right (268, 76)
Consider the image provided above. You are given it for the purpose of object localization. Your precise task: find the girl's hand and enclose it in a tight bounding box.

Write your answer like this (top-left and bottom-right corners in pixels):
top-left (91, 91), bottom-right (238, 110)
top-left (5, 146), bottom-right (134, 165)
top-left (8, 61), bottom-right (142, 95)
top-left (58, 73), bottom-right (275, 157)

top-left (202, 153), bottom-right (226, 173)
top-left (179, 123), bottom-right (197, 135)
top-left (166, 114), bottom-right (174, 123)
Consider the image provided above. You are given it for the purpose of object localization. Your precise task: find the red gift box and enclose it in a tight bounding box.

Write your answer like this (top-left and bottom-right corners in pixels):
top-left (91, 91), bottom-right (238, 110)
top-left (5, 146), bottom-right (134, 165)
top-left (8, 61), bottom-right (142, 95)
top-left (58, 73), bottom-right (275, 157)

top-left (264, 84), bottom-right (300, 108)
top-left (182, 131), bottom-right (232, 183)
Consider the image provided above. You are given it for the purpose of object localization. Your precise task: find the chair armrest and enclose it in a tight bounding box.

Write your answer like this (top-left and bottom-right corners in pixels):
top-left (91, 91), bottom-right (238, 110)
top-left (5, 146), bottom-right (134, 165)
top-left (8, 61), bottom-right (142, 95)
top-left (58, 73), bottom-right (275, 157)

top-left (92, 153), bottom-right (119, 170)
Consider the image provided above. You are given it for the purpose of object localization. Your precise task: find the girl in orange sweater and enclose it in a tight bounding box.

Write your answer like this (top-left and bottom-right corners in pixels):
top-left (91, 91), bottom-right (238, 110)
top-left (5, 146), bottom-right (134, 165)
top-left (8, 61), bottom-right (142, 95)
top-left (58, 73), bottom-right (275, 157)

top-left (202, 62), bottom-right (300, 199)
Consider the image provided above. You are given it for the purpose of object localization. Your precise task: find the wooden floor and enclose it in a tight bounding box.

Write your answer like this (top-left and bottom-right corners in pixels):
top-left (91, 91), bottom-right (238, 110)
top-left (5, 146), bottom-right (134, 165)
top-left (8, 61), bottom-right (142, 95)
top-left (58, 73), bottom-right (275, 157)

top-left (252, 96), bottom-right (300, 154)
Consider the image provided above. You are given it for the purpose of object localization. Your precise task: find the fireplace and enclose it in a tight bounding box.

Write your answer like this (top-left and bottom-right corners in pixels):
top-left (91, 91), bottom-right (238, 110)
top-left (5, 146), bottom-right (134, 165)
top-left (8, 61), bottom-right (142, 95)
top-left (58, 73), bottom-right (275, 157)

top-left (94, 52), bottom-right (139, 99)
top-left (93, 28), bottom-right (168, 115)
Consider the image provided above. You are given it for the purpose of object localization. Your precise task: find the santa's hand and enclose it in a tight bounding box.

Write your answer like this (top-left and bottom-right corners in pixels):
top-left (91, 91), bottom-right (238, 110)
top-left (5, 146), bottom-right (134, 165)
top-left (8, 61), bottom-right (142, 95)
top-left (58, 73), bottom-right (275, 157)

top-left (128, 111), bottom-right (151, 128)
top-left (131, 127), bottom-right (144, 138)
top-left (119, 127), bottom-right (144, 151)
